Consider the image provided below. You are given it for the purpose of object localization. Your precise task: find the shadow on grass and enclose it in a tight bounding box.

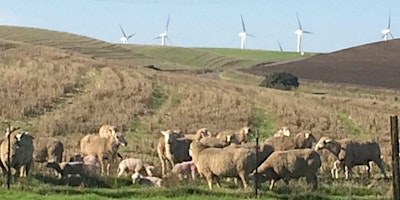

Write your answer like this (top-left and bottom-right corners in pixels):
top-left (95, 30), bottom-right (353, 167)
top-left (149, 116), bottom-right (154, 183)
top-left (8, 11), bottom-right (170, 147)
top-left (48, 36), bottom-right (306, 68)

top-left (33, 173), bottom-right (112, 188)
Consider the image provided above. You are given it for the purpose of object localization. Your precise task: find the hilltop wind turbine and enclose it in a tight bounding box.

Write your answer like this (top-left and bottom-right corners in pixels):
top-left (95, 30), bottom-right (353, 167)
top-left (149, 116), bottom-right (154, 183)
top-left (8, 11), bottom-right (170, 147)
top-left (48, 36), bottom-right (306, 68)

top-left (277, 40), bottom-right (283, 52)
top-left (294, 14), bottom-right (311, 53)
top-left (154, 15), bottom-right (171, 46)
top-left (381, 12), bottom-right (394, 41)
top-left (119, 25), bottom-right (135, 44)
top-left (238, 14), bottom-right (255, 49)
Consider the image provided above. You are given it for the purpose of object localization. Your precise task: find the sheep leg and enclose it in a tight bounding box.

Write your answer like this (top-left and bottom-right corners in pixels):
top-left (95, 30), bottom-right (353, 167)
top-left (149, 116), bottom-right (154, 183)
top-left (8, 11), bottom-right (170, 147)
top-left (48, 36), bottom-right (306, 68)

top-left (306, 174), bottom-right (318, 191)
top-left (238, 172), bottom-right (248, 189)
top-left (269, 179), bottom-right (276, 190)
top-left (191, 170), bottom-right (196, 181)
top-left (375, 159), bottom-right (388, 178)
top-left (344, 165), bottom-right (353, 180)
top-left (204, 172), bottom-right (214, 190)
top-left (214, 176), bottom-right (221, 188)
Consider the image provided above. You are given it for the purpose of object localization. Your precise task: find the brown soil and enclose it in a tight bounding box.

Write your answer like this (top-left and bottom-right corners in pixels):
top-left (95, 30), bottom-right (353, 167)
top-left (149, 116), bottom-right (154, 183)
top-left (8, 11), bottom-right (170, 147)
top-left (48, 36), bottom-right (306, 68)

top-left (244, 39), bottom-right (400, 89)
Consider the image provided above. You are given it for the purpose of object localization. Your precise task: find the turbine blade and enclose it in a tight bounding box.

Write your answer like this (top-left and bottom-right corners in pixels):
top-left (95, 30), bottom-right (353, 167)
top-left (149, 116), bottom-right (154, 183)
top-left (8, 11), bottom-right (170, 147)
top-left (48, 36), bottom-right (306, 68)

top-left (277, 40), bottom-right (283, 52)
top-left (153, 36), bottom-right (162, 40)
top-left (166, 36), bottom-right (173, 45)
top-left (388, 12), bottom-right (391, 29)
top-left (127, 33), bottom-right (136, 39)
top-left (390, 32), bottom-right (395, 39)
top-left (247, 33), bottom-right (255, 37)
top-left (303, 31), bottom-right (312, 34)
top-left (241, 14), bottom-right (246, 32)
top-left (119, 25), bottom-right (127, 37)
top-left (296, 13), bottom-right (302, 30)
top-left (166, 15), bottom-right (170, 32)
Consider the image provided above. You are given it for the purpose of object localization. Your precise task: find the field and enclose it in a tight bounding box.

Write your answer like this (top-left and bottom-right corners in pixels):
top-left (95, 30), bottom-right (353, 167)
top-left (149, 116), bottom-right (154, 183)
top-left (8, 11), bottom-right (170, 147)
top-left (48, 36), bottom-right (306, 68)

top-left (0, 25), bottom-right (399, 199)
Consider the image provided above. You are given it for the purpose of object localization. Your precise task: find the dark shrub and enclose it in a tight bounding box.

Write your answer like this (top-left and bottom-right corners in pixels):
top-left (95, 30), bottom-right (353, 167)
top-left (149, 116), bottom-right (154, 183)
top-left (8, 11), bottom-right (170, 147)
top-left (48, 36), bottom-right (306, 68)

top-left (260, 71), bottom-right (299, 90)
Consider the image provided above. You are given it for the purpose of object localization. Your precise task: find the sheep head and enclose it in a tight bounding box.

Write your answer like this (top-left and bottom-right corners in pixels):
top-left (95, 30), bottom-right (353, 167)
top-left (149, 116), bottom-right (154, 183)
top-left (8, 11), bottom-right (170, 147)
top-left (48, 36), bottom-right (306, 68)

top-left (131, 172), bottom-right (142, 184)
top-left (112, 131), bottom-right (127, 146)
top-left (314, 136), bottom-right (334, 151)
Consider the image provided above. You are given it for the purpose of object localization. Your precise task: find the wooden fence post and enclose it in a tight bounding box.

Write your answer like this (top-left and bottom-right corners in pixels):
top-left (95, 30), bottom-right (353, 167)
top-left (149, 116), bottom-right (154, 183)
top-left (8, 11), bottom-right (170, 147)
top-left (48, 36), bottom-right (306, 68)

top-left (254, 129), bottom-right (259, 198)
top-left (391, 116), bottom-right (399, 200)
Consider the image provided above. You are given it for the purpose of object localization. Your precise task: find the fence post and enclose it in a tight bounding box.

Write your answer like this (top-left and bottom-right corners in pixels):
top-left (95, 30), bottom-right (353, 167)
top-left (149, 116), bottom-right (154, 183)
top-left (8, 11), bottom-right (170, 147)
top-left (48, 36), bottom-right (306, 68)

top-left (254, 129), bottom-right (259, 198)
top-left (391, 116), bottom-right (400, 200)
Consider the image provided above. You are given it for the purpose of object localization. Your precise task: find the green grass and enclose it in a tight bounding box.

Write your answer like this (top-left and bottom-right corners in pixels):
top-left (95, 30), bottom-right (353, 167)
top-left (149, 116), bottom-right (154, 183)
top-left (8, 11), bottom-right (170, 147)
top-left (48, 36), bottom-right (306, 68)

top-left (336, 112), bottom-right (364, 136)
top-left (249, 104), bottom-right (276, 140)
top-left (200, 48), bottom-right (305, 61)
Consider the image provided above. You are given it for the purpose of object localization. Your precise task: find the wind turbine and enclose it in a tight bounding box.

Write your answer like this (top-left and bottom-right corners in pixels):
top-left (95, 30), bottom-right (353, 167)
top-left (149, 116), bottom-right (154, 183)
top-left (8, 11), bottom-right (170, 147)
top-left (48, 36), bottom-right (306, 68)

top-left (154, 15), bottom-right (171, 46)
top-left (294, 14), bottom-right (311, 53)
top-left (119, 25), bottom-right (135, 44)
top-left (238, 14), bottom-right (255, 49)
top-left (381, 12), bottom-right (394, 41)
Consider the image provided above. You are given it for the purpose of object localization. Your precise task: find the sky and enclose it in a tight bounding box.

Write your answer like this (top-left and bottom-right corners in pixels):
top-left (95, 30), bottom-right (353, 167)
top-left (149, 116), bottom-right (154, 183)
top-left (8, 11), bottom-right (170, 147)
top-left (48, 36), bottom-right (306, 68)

top-left (0, 0), bottom-right (398, 53)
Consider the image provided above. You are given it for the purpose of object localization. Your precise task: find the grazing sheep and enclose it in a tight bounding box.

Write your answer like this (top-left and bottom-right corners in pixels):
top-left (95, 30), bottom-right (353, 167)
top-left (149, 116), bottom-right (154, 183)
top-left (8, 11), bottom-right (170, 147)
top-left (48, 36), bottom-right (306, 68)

top-left (131, 172), bottom-right (163, 187)
top-left (80, 131), bottom-right (127, 176)
top-left (183, 128), bottom-right (210, 141)
top-left (117, 158), bottom-right (155, 177)
top-left (273, 126), bottom-right (291, 137)
top-left (32, 136), bottom-right (64, 163)
top-left (189, 141), bottom-right (270, 190)
top-left (157, 130), bottom-right (191, 176)
top-left (171, 161), bottom-right (198, 180)
top-left (315, 137), bottom-right (387, 179)
top-left (264, 131), bottom-right (316, 151)
top-left (216, 126), bottom-right (252, 145)
top-left (257, 149), bottom-right (321, 190)
top-left (0, 131), bottom-right (34, 179)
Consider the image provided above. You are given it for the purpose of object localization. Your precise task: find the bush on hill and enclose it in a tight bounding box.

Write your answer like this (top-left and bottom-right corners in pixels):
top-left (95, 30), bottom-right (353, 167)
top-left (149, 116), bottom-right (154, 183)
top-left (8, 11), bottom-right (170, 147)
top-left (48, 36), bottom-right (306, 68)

top-left (259, 71), bottom-right (299, 90)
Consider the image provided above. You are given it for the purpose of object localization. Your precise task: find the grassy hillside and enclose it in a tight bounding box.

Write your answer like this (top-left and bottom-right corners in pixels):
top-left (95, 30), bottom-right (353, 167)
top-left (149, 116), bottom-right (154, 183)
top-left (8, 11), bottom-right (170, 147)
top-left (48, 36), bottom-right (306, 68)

top-left (0, 26), bottom-right (399, 199)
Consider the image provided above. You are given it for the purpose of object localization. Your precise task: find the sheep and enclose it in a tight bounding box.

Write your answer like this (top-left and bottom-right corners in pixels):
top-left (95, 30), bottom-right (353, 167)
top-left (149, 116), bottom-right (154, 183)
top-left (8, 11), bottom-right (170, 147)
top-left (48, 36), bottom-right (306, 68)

top-left (171, 161), bottom-right (198, 180)
top-left (315, 136), bottom-right (387, 179)
top-left (183, 128), bottom-right (210, 141)
top-left (32, 136), bottom-right (64, 163)
top-left (0, 138), bottom-right (6, 175)
top-left (189, 141), bottom-right (272, 190)
top-left (199, 134), bottom-right (232, 148)
top-left (273, 126), bottom-right (291, 137)
top-left (0, 131), bottom-right (34, 179)
top-left (131, 172), bottom-right (163, 187)
top-left (264, 131), bottom-right (316, 151)
top-left (99, 124), bottom-right (119, 138)
top-left (216, 126), bottom-right (252, 145)
top-left (117, 158), bottom-right (155, 177)
top-left (46, 161), bottom-right (86, 178)
top-left (256, 149), bottom-right (321, 190)
top-left (80, 131), bottom-right (127, 176)
top-left (157, 130), bottom-right (191, 177)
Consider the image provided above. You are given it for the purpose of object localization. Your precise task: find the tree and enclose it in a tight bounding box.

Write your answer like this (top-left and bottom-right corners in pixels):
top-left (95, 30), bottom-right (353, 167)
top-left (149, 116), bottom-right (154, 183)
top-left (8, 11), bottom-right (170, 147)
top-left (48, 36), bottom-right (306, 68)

top-left (260, 71), bottom-right (299, 90)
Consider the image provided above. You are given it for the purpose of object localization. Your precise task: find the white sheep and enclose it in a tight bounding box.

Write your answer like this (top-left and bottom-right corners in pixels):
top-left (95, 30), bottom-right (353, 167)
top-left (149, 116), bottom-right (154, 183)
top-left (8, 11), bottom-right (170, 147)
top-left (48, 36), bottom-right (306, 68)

top-left (315, 136), bottom-right (387, 179)
top-left (273, 126), bottom-right (291, 137)
top-left (171, 161), bottom-right (198, 180)
top-left (117, 158), bottom-right (155, 177)
top-left (157, 130), bottom-right (191, 176)
top-left (46, 161), bottom-right (86, 178)
top-left (80, 131), bottom-right (127, 176)
top-left (216, 126), bottom-right (252, 145)
top-left (131, 172), bottom-right (163, 187)
top-left (257, 149), bottom-right (321, 190)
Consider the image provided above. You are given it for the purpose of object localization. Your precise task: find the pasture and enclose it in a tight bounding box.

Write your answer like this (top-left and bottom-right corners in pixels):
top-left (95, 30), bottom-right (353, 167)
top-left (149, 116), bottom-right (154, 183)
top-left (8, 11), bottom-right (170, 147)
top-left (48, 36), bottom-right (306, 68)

top-left (0, 26), bottom-right (399, 199)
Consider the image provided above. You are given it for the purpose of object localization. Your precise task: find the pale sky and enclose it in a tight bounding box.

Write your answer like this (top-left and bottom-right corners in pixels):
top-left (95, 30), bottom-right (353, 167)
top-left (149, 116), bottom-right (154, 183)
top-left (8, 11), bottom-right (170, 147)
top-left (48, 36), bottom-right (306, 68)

top-left (0, 0), bottom-right (398, 53)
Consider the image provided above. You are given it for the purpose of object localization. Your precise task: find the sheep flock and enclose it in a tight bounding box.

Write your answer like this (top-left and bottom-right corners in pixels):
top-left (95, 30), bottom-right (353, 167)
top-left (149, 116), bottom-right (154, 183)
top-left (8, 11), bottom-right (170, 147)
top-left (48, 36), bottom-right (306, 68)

top-left (0, 124), bottom-right (392, 192)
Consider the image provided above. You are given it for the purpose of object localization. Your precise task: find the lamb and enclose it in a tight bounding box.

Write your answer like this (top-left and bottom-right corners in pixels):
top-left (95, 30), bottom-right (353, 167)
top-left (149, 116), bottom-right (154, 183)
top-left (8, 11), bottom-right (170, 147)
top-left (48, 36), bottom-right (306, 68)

top-left (80, 131), bottom-right (127, 176)
top-left (157, 130), bottom-right (192, 176)
top-left (32, 136), bottom-right (64, 163)
top-left (189, 141), bottom-right (271, 190)
top-left (131, 172), bottom-right (163, 187)
top-left (216, 126), bottom-right (252, 145)
top-left (117, 158), bottom-right (155, 177)
top-left (256, 149), bottom-right (321, 190)
top-left (264, 131), bottom-right (316, 151)
top-left (315, 136), bottom-right (387, 179)
top-left (0, 131), bottom-right (34, 179)
top-left (273, 126), bottom-right (291, 137)
top-left (171, 161), bottom-right (198, 180)
top-left (46, 161), bottom-right (86, 178)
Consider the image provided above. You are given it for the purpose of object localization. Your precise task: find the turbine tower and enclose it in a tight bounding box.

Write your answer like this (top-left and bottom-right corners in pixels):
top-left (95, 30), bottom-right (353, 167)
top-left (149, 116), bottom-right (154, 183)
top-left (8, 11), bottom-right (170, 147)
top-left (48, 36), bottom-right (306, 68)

top-left (154, 15), bottom-right (171, 46)
top-left (119, 25), bottom-right (135, 44)
top-left (294, 14), bottom-right (311, 53)
top-left (238, 14), bottom-right (254, 49)
top-left (381, 12), bottom-right (394, 41)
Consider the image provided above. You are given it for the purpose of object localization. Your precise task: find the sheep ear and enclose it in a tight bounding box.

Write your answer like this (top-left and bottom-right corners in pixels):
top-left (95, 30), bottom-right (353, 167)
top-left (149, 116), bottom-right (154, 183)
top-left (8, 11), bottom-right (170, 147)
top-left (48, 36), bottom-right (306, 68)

top-left (325, 138), bottom-right (332, 143)
top-left (111, 129), bottom-right (116, 136)
top-left (161, 131), bottom-right (167, 136)
top-left (305, 132), bottom-right (311, 139)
